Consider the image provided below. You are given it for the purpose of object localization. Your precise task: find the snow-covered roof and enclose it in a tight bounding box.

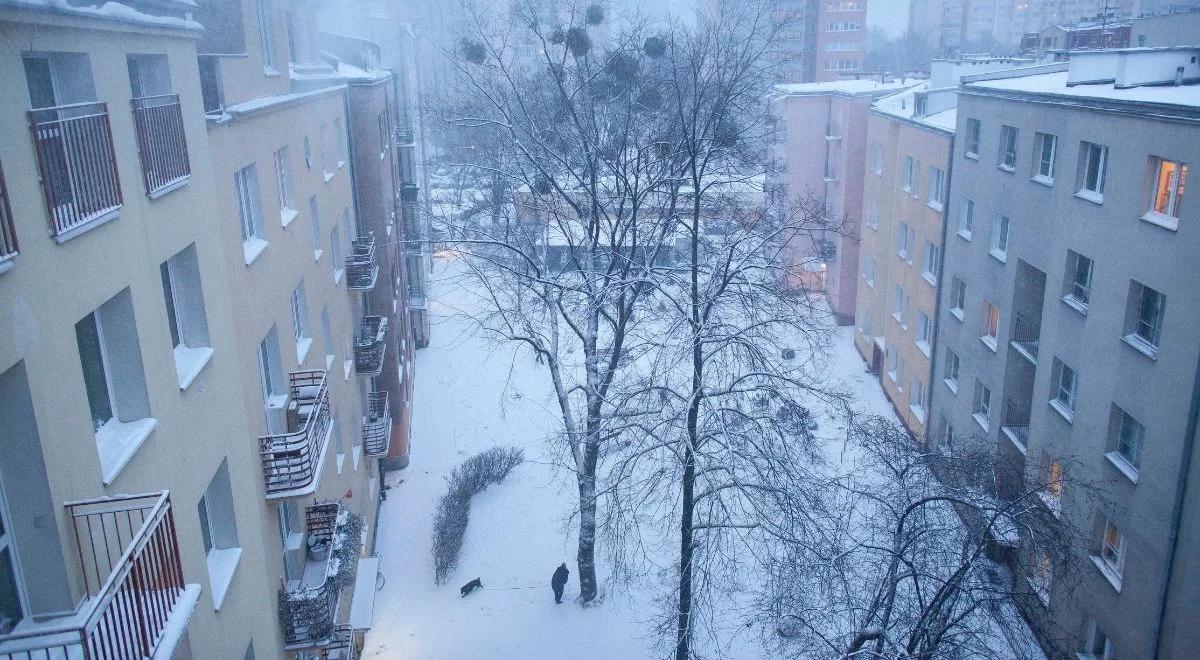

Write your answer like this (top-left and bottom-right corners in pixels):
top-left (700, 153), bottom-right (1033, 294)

top-left (772, 78), bottom-right (922, 99)
top-left (871, 83), bottom-right (957, 133)
top-left (0, 0), bottom-right (201, 31)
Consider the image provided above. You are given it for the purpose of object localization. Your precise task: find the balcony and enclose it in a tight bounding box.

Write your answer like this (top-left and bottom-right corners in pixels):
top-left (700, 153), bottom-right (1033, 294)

top-left (279, 502), bottom-right (364, 650)
top-left (354, 316), bottom-right (389, 376)
top-left (400, 182), bottom-right (419, 203)
top-left (1001, 399), bottom-right (1031, 453)
top-left (1009, 312), bottom-right (1040, 364)
top-left (0, 493), bottom-right (200, 659)
top-left (345, 235), bottom-right (379, 291)
top-left (408, 293), bottom-right (428, 311)
top-left (0, 163), bottom-right (17, 270)
top-left (29, 102), bottom-right (123, 240)
top-left (260, 370), bottom-right (332, 499)
top-left (396, 127), bottom-right (414, 145)
top-left (361, 391), bottom-right (392, 457)
top-left (132, 94), bottom-right (191, 197)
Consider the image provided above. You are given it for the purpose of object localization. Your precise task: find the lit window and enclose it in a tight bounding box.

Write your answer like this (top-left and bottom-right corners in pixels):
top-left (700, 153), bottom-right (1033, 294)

top-left (1146, 156), bottom-right (1187, 222)
top-left (981, 299), bottom-right (1000, 347)
top-left (1099, 520), bottom-right (1125, 579)
top-left (1034, 132), bottom-right (1056, 181)
top-left (998, 125), bottom-right (1018, 170)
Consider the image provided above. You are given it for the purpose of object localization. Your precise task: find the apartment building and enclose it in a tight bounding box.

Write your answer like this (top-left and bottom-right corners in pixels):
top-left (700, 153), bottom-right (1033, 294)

top-left (855, 58), bottom-right (1027, 439)
top-left (929, 50), bottom-right (1200, 658)
top-left (765, 0), bottom-right (868, 83)
top-left (770, 77), bottom-right (919, 324)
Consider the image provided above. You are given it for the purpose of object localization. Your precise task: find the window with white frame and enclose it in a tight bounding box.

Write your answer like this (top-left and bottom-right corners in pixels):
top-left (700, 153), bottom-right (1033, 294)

top-left (1081, 621), bottom-right (1114, 660)
top-left (896, 221), bottom-right (910, 259)
top-left (915, 311), bottom-right (932, 353)
top-left (921, 241), bottom-right (939, 282)
top-left (274, 146), bottom-right (296, 226)
top-left (896, 355), bottom-right (906, 390)
top-left (1145, 156), bottom-right (1187, 225)
top-left (998, 125), bottom-right (1018, 170)
top-left (944, 349), bottom-right (960, 390)
top-left (235, 164), bottom-right (266, 263)
top-left (892, 285), bottom-right (904, 321)
top-left (308, 196), bottom-right (322, 260)
top-left (871, 142), bottom-right (882, 174)
top-left (320, 306), bottom-right (334, 369)
top-left (320, 123), bottom-right (332, 179)
top-left (936, 416), bottom-right (953, 454)
top-left (1125, 281), bottom-right (1165, 355)
top-left (160, 245), bottom-right (212, 389)
top-left (973, 380), bottom-right (991, 427)
top-left (1078, 141), bottom-right (1108, 201)
top-left (198, 459), bottom-right (241, 609)
top-left (981, 299), bottom-right (1000, 348)
top-left (964, 118), bottom-right (981, 157)
top-left (303, 135), bottom-right (313, 169)
top-left (332, 413), bottom-right (345, 472)
top-left (866, 199), bottom-right (878, 229)
top-left (950, 276), bottom-right (966, 319)
top-left (330, 225), bottom-right (343, 283)
top-left (1097, 518), bottom-right (1126, 583)
top-left (342, 206), bottom-right (353, 247)
top-left (989, 214), bottom-right (1010, 260)
top-left (1109, 406), bottom-right (1145, 477)
top-left (1064, 250), bottom-right (1094, 310)
top-left (290, 281), bottom-right (311, 363)
top-left (1050, 358), bottom-right (1077, 419)
top-left (378, 113), bottom-right (388, 159)
top-left (255, 0), bottom-right (275, 72)
top-left (957, 197), bottom-right (974, 239)
top-left (887, 348), bottom-right (898, 381)
top-left (910, 377), bottom-right (926, 417)
top-left (927, 166), bottom-right (944, 208)
top-left (1033, 132), bottom-right (1057, 182)
top-left (334, 117), bottom-right (346, 167)
top-left (902, 156), bottom-right (914, 193)
top-left (258, 326), bottom-right (286, 432)
top-left (863, 255), bottom-right (875, 286)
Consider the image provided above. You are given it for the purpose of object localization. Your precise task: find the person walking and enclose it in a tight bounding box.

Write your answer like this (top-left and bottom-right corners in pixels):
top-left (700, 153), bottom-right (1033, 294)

top-left (551, 562), bottom-right (569, 604)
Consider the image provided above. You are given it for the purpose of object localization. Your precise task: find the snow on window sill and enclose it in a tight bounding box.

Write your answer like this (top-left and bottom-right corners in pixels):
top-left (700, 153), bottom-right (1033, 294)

top-left (325, 353), bottom-right (335, 370)
top-left (1002, 427), bottom-right (1027, 454)
top-left (336, 452), bottom-right (346, 474)
top-left (353, 445), bottom-right (362, 471)
top-left (972, 412), bottom-right (990, 433)
top-left (334, 268), bottom-right (344, 285)
top-left (0, 258), bottom-right (13, 276)
top-left (956, 229), bottom-right (972, 241)
top-left (1036, 491), bottom-right (1061, 517)
top-left (207, 547), bottom-right (242, 610)
top-left (324, 171), bottom-right (335, 183)
top-left (1048, 398), bottom-right (1075, 424)
top-left (902, 185), bottom-right (912, 194)
top-left (896, 250), bottom-right (908, 261)
top-left (887, 370), bottom-right (897, 383)
top-left (944, 378), bottom-right (958, 395)
top-left (922, 272), bottom-right (937, 287)
top-left (988, 248), bottom-right (1007, 264)
top-left (926, 200), bottom-right (944, 213)
top-left (965, 152), bottom-right (980, 161)
top-left (908, 404), bottom-right (926, 424)
top-left (175, 345), bottom-right (215, 390)
top-left (915, 340), bottom-right (931, 358)
top-left (980, 335), bottom-right (998, 352)
top-left (1031, 174), bottom-right (1054, 187)
top-left (281, 207), bottom-right (299, 228)
top-left (997, 163), bottom-right (1016, 174)
top-left (1061, 295), bottom-right (1088, 316)
top-left (343, 358), bottom-right (353, 380)
top-left (243, 237), bottom-right (269, 265)
top-left (338, 160), bottom-right (347, 169)
top-left (1105, 451), bottom-right (1140, 484)
top-left (1140, 210), bottom-right (1179, 232)
top-left (96, 417), bottom-right (158, 485)
top-left (264, 67), bottom-right (281, 77)
top-left (1121, 334), bottom-right (1159, 360)
top-left (1074, 189), bottom-right (1104, 205)
top-left (314, 248), bottom-right (324, 262)
top-left (147, 176), bottom-right (190, 200)
top-left (1089, 555), bottom-right (1123, 593)
top-left (872, 169), bottom-right (882, 177)
top-left (951, 307), bottom-right (964, 322)
top-left (892, 312), bottom-right (903, 324)
top-left (296, 337), bottom-right (313, 365)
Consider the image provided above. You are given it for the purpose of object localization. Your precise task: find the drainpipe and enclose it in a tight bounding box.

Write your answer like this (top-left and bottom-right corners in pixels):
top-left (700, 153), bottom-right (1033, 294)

top-left (1150, 351), bottom-right (1200, 659)
top-left (924, 130), bottom-right (955, 443)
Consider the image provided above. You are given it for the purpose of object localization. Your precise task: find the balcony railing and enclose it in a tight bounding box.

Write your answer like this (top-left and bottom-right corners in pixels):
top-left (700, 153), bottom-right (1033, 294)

top-left (29, 102), bottom-right (123, 238)
top-left (354, 316), bottom-right (388, 376)
top-left (1001, 399), bottom-right (1031, 450)
top-left (1010, 312), bottom-right (1041, 363)
top-left (280, 502), bottom-right (361, 649)
top-left (0, 492), bottom-right (193, 659)
top-left (132, 94), bottom-right (191, 196)
top-left (0, 162), bottom-right (17, 265)
top-left (362, 391), bottom-right (392, 457)
top-left (396, 127), bottom-right (414, 145)
top-left (400, 182), bottom-right (419, 203)
top-left (408, 293), bottom-right (428, 311)
top-left (260, 370), bottom-right (332, 499)
top-left (345, 234), bottom-right (379, 291)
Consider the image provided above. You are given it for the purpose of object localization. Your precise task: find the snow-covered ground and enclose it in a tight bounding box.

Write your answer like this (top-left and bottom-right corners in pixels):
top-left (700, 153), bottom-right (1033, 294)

top-left (362, 255), bottom-right (910, 660)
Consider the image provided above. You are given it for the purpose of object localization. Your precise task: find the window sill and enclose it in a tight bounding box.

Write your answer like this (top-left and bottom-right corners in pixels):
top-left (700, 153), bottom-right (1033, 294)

top-left (264, 67), bottom-right (281, 77)
top-left (872, 169), bottom-right (882, 177)
top-left (866, 223), bottom-right (879, 232)
top-left (972, 412), bottom-right (990, 433)
top-left (343, 358), bottom-right (353, 380)
top-left (243, 237), bottom-right (269, 266)
top-left (324, 171), bottom-right (335, 183)
top-left (956, 229), bottom-right (972, 241)
top-left (1037, 491), bottom-right (1061, 517)
top-left (325, 353), bottom-right (335, 370)
top-left (892, 312), bottom-right (903, 324)
top-left (96, 417), bottom-right (158, 485)
top-left (1140, 210), bottom-right (1179, 232)
top-left (1121, 334), bottom-right (1159, 360)
top-left (281, 207), bottom-right (299, 228)
top-left (951, 308), bottom-right (964, 322)
top-left (207, 547), bottom-right (243, 610)
top-left (988, 249), bottom-right (1007, 264)
top-left (334, 268), bottom-right (344, 285)
top-left (908, 405), bottom-right (926, 424)
top-left (965, 152), bottom-right (980, 161)
top-left (336, 452), bottom-right (345, 475)
top-left (353, 445), bottom-right (362, 471)
top-left (915, 340), bottom-right (931, 358)
top-left (887, 370), bottom-right (897, 383)
top-left (297, 337), bottom-right (313, 365)
top-left (1002, 426), bottom-right (1027, 454)
top-left (922, 272), bottom-right (937, 287)
top-left (147, 176), bottom-right (190, 200)
top-left (926, 201), bottom-right (944, 213)
top-left (1061, 295), bottom-right (1088, 316)
top-left (175, 345), bottom-right (215, 390)
top-left (1074, 189), bottom-right (1104, 205)
top-left (1105, 451), bottom-right (1140, 484)
top-left (902, 186), bottom-right (912, 195)
top-left (997, 163), bottom-right (1016, 174)
top-left (944, 379), bottom-right (958, 395)
top-left (1031, 174), bottom-right (1054, 188)
top-left (314, 249), bottom-right (324, 262)
top-left (0, 257), bottom-right (13, 276)
top-left (338, 160), bottom-right (347, 169)
top-left (1048, 398), bottom-right (1075, 424)
top-left (1089, 555), bottom-right (1123, 593)
top-left (53, 207), bottom-right (122, 244)
top-left (980, 336), bottom-right (998, 352)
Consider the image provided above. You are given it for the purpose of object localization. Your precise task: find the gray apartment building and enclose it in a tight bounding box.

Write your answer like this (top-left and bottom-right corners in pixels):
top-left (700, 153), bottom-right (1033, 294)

top-left (928, 49), bottom-right (1200, 658)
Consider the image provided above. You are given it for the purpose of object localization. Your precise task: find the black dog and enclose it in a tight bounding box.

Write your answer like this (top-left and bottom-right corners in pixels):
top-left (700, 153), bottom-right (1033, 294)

top-left (460, 577), bottom-right (483, 597)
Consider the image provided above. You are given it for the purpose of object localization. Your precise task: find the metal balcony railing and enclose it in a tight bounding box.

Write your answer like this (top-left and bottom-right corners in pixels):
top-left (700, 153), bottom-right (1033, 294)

top-left (408, 293), bottom-right (428, 311)
top-left (0, 492), bottom-right (191, 659)
top-left (259, 370), bottom-right (331, 499)
top-left (354, 316), bottom-right (388, 376)
top-left (29, 102), bottom-right (123, 238)
top-left (1001, 399), bottom-right (1031, 449)
top-left (0, 162), bottom-right (17, 265)
top-left (395, 127), bottom-right (414, 145)
top-left (280, 502), bottom-right (342, 648)
top-left (1010, 312), bottom-right (1041, 363)
top-left (400, 182), bottom-right (419, 203)
top-left (362, 391), bottom-right (392, 457)
top-left (132, 94), bottom-right (190, 196)
top-left (345, 234), bottom-right (379, 291)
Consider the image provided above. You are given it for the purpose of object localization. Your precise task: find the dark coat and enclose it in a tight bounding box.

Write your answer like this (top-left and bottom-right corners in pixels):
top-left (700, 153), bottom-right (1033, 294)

top-left (551, 564), bottom-right (569, 590)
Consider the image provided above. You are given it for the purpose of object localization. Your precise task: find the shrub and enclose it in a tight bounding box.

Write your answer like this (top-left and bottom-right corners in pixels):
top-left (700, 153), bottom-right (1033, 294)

top-left (432, 446), bottom-right (525, 584)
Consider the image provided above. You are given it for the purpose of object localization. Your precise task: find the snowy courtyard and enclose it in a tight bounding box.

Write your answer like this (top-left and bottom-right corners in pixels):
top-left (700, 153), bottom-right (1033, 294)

top-left (362, 257), bottom-right (910, 660)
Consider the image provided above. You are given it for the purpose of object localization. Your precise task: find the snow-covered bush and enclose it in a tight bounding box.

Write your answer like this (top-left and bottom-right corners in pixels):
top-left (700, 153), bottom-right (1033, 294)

top-left (432, 446), bottom-right (525, 584)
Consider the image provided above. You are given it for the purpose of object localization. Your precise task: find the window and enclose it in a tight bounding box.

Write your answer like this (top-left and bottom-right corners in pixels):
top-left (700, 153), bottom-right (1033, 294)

top-left (258, 326), bottom-right (286, 431)
top-left (1051, 358), bottom-right (1077, 420)
top-left (1110, 407), bottom-right (1145, 477)
top-left (342, 206), bottom-right (353, 249)
top-left (957, 198), bottom-right (974, 239)
top-left (320, 123), bottom-right (332, 180)
top-left (378, 113), bottom-right (389, 159)
top-left (892, 285), bottom-right (904, 321)
top-left (871, 142), bottom-right (882, 175)
top-left (76, 289), bottom-right (155, 483)
top-left (989, 214), bottom-right (1010, 261)
top-left (332, 413), bottom-right (345, 472)
top-left (935, 416), bottom-right (954, 454)
top-left (1078, 141), bottom-right (1108, 201)
top-left (330, 225), bottom-right (343, 283)
top-left (902, 156), bottom-right (914, 193)
top-left (944, 349), bottom-right (960, 390)
top-left (1081, 621), bottom-right (1114, 660)
top-left (290, 281), bottom-right (311, 363)
top-left (921, 241), bottom-right (939, 283)
top-left (1124, 282), bottom-right (1165, 356)
top-left (256, 0), bottom-right (275, 72)
top-left (896, 355), bottom-right (906, 390)
top-left (1063, 250), bottom-right (1093, 310)
top-left (865, 199), bottom-right (879, 229)
top-left (274, 146), bottom-right (296, 225)
top-left (927, 166), bottom-right (944, 208)
top-left (998, 125), bottom-right (1018, 170)
top-left (862, 256), bottom-right (875, 286)
top-left (915, 312), bottom-right (931, 354)
top-left (235, 165), bottom-right (266, 263)
top-left (1145, 156), bottom-right (1187, 228)
top-left (973, 381), bottom-right (992, 428)
top-left (1030, 549), bottom-right (1053, 605)
top-left (303, 136), bottom-right (313, 169)
top-left (896, 221), bottom-right (911, 259)
top-left (910, 378), bottom-right (927, 418)
top-left (308, 196), bottom-right (322, 260)
top-left (198, 56), bottom-right (223, 114)
top-left (160, 245), bottom-right (213, 389)
top-left (981, 299), bottom-right (1000, 348)
top-left (334, 117), bottom-right (346, 167)
top-left (887, 348), bottom-right (898, 381)
top-left (199, 459), bottom-right (241, 609)
top-left (1033, 132), bottom-right (1057, 182)
top-left (964, 118), bottom-right (980, 157)
top-left (1098, 519), bottom-right (1126, 582)
top-left (950, 277), bottom-right (966, 320)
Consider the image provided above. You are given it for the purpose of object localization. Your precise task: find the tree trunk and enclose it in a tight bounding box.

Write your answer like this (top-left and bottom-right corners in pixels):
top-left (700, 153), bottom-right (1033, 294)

top-left (577, 443), bottom-right (600, 603)
top-left (675, 444), bottom-right (696, 660)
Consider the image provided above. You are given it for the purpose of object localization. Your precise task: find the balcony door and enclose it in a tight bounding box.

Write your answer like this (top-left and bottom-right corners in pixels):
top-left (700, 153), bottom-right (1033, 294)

top-left (0, 482), bottom-right (28, 635)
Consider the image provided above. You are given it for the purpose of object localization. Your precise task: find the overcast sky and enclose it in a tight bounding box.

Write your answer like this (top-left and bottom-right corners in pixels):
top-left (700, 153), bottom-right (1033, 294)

top-left (867, 0), bottom-right (909, 37)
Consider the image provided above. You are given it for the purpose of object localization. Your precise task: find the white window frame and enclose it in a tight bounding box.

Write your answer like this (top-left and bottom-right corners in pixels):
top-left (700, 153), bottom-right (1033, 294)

top-left (950, 277), bottom-right (966, 321)
top-left (926, 166), bottom-right (944, 209)
top-left (921, 241), bottom-right (939, 284)
top-left (1144, 156), bottom-right (1187, 229)
top-left (964, 118), bottom-right (980, 157)
top-left (989, 214), bottom-right (1010, 262)
top-left (944, 349), bottom-right (960, 392)
top-left (274, 146), bottom-right (296, 226)
top-left (1033, 132), bottom-right (1056, 183)
top-left (290, 281), bottom-right (311, 364)
top-left (255, 0), bottom-right (275, 73)
top-left (1051, 358), bottom-right (1077, 420)
top-left (957, 198), bottom-right (974, 239)
top-left (998, 125), bottom-right (1018, 171)
top-left (902, 156), bottom-right (914, 193)
top-left (1078, 141), bottom-right (1108, 202)
top-left (235, 164), bottom-right (267, 264)
top-left (308, 195), bottom-right (322, 261)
